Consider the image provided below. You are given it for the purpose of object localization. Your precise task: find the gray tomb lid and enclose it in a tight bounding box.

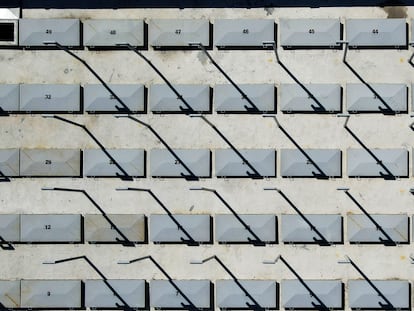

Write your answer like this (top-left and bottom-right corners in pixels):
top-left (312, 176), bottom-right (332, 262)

top-left (347, 148), bottom-right (408, 177)
top-left (217, 280), bottom-right (278, 308)
top-left (19, 84), bottom-right (80, 112)
top-left (346, 83), bottom-right (407, 113)
top-left (280, 19), bottom-right (341, 47)
top-left (0, 149), bottom-right (19, 177)
top-left (19, 149), bottom-right (81, 177)
top-left (0, 214), bottom-right (20, 242)
top-left (0, 280), bottom-right (20, 308)
top-left (214, 19), bottom-right (274, 48)
top-left (347, 214), bottom-right (408, 243)
top-left (280, 84), bottom-right (341, 112)
top-left (215, 149), bottom-right (276, 177)
top-left (85, 279), bottom-right (146, 308)
top-left (83, 19), bottom-right (144, 47)
top-left (84, 84), bottom-right (145, 112)
top-left (150, 280), bottom-right (211, 308)
top-left (348, 280), bottom-right (409, 309)
top-left (150, 84), bottom-right (210, 113)
top-left (150, 214), bottom-right (211, 243)
top-left (215, 214), bottom-right (277, 243)
top-left (83, 149), bottom-right (145, 177)
top-left (214, 84), bottom-right (275, 113)
top-left (282, 279), bottom-right (343, 309)
top-left (19, 19), bottom-right (80, 47)
top-left (346, 18), bottom-right (406, 47)
top-left (280, 149), bottom-right (341, 177)
top-left (281, 214), bottom-right (342, 243)
top-left (20, 280), bottom-right (82, 308)
top-left (0, 84), bottom-right (19, 112)
top-left (20, 214), bottom-right (81, 242)
top-left (150, 149), bottom-right (211, 178)
top-left (85, 214), bottom-right (146, 243)
top-left (149, 19), bottom-right (210, 47)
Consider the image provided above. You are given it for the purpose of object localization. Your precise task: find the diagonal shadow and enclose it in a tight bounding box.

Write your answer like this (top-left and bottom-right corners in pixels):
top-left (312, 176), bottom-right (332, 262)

top-left (43, 41), bottom-right (132, 114)
top-left (0, 235), bottom-right (15, 250)
top-left (51, 256), bottom-right (134, 310)
top-left (278, 256), bottom-right (330, 311)
top-left (346, 257), bottom-right (395, 310)
top-left (409, 49), bottom-right (414, 68)
top-left (341, 43), bottom-right (395, 115)
top-left (0, 170), bottom-right (11, 183)
top-left (343, 120), bottom-right (396, 180)
top-left (264, 116), bottom-right (329, 179)
top-left (194, 116), bottom-right (263, 179)
top-left (192, 43), bottom-right (261, 113)
top-left (0, 107), bottom-right (9, 117)
top-left (275, 190), bottom-right (331, 246)
top-left (265, 42), bottom-right (327, 113)
top-left (45, 188), bottom-right (135, 247)
top-left (117, 43), bottom-right (195, 114)
top-left (118, 188), bottom-right (199, 246)
top-left (122, 115), bottom-right (199, 181)
top-left (343, 190), bottom-right (396, 246)
top-left (49, 115), bottom-right (133, 181)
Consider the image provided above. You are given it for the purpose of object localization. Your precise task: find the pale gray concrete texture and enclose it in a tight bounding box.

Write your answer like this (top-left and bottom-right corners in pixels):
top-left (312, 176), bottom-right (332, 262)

top-left (0, 6), bottom-right (414, 310)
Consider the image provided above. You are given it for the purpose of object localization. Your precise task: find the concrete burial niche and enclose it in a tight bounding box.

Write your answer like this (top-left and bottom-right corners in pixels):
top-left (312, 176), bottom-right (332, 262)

top-left (149, 19), bottom-right (210, 49)
top-left (19, 19), bottom-right (81, 47)
top-left (280, 18), bottom-right (341, 49)
top-left (83, 19), bottom-right (145, 48)
top-left (214, 19), bottom-right (275, 49)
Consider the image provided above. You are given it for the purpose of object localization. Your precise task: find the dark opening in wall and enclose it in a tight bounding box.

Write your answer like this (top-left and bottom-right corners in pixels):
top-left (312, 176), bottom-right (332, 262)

top-left (0, 23), bottom-right (14, 41)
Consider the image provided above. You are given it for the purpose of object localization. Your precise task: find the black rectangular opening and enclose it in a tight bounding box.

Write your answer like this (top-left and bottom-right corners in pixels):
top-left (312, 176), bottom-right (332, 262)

top-left (0, 23), bottom-right (14, 41)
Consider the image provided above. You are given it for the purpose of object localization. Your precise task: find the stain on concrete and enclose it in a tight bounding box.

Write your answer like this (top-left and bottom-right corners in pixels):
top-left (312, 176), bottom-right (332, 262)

top-left (197, 50), bottom-right (208, 65)
top-left (383, 6), bottom-right (407, 18)
top-left (264, 7), bottom-right (274, 16)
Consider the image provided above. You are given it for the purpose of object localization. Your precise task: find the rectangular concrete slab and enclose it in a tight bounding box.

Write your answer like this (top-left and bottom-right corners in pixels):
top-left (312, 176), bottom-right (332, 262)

top-left (85, 279), bottom-right (146, 308)
top-left (18, 19), bottom-right (80, 47)
top-left (214, 19), bottom-right (274, 48)
top-left (0, 84), bottom-right (19, 112)
top-left (280, 84), bottom-right (342, 112)
top-left (216, 280), bottom-right (278, 308)
top-left (83, 149), bottom-right (145, 177)
top-left (150, 149), bottom-right (211, 178)
top-left (150, 280), bottom-right (211, 308)
top-left (280, 18), bottom-right (341, 48)
top-left (215, 214), bottom-right (277, 243)
top-left (346, 83), bottom-right (407, 113)
top-left (20, 280), bottom-right (82, 308)
top-left (215, 149), bottom-right (276, 178)
top-left (150, 84), bottom-right (211, 113)
top-left (149, 19), bottom-right (210, 48)
top-left (83, 19), bottom-right (144, 47)
top-left (348, 280), bottom-right (409, 309)
top-left (19, 149), bottom-right (81, 177)
top-left (281, 214), bottom-right (342, 243)
top-left (0, 149), bottom-right (19, 177)
top-left (20, 214), bottom-right (81, 243)
top-left (347, 214), bottom-right (408, 243)
top-left (19, 84), bottom-right (81, 113)
top-left (346, 18), bottom-right (407, 48)
top-left (282, 280), bottom-right (343, 309)
top-left (84, 84), bottom-right (145, 113)
top-left (0, 214), bottom-right (20, 242)
top-left (0, 280), bottom-right (20, 308)
top-left (84, 214), bottom-right (146, 243)
top-left (150, 214), bottom-right (211, 243)
top-left (347, 148), bottom-right (408, 178)
top-left (214, 84), bottom-right (276, 113)
top-left (280, 149), bottom-right (341, 177)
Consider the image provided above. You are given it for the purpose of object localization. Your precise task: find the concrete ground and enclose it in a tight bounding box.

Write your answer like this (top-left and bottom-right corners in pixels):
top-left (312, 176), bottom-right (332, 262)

top-left (0, 6), bottom-right (414, 310)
